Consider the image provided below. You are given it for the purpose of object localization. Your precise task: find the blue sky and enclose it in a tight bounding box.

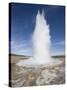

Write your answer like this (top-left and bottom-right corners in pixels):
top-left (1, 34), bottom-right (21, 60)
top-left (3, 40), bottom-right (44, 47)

top-left (10, 3), bottom-right (65, 56)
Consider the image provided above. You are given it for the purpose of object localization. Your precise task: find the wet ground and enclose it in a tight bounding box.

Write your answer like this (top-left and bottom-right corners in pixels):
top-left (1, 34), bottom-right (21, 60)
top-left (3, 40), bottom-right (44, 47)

top-left (9, 57), bottom-right (65, 87)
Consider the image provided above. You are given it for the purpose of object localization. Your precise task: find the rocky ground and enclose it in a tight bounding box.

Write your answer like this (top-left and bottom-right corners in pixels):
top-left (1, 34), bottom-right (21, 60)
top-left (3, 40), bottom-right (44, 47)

top-left (10, 57), bottom-right (65, 87)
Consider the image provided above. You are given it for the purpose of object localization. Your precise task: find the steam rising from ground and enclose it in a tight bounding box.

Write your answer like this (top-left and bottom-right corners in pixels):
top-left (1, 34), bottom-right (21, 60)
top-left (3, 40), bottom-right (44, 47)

top-left (16, 10), bottom-right (62, 67)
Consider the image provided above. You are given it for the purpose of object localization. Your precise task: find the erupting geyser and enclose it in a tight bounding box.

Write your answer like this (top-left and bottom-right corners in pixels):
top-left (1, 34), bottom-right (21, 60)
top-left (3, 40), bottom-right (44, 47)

top-left (33, 10), bottom-right (51, 64)
top-left (16, 10), bottom-right (62, 67)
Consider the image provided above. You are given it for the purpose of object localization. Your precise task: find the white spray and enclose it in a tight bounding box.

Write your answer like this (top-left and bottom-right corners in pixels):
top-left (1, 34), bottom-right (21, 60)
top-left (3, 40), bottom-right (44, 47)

top-left (17, 10), bottom-right (53, 66)
top-left (33, 10), bottom-right (51, 64)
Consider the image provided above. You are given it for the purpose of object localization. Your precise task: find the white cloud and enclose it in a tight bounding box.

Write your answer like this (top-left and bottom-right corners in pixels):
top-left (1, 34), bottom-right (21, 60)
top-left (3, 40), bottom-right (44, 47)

top-left (51, 40), bottom-right (65, 56)
top-left (54, 40), bottom-right (65, 46)
top-left (51, 50), bottom-right (65, 56)
top-left (10, 39), bottom-right (32, 56)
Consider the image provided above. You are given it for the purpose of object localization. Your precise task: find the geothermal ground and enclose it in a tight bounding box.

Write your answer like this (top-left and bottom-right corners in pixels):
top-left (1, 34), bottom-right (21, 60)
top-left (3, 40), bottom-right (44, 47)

top-left (9, 54), bottom-right (65, 87)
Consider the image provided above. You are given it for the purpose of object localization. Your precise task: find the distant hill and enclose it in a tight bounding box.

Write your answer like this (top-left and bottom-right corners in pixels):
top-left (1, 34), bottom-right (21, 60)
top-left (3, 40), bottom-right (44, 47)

top-left (52, 55), bottom-right (65, 58)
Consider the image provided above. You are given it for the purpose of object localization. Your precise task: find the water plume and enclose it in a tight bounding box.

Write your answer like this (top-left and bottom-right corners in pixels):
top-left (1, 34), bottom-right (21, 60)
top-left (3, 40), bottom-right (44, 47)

top-left (32, 10), bottom-right (51, 64)
top-left (16, 10), bottom-right (62, 67)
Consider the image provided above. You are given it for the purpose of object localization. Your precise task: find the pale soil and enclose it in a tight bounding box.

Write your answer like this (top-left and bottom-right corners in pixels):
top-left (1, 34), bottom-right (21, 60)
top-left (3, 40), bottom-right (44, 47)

top-left (9, 56), bottom-right (65, 87)
top-left (9, 54), bottom-right (30, 64)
